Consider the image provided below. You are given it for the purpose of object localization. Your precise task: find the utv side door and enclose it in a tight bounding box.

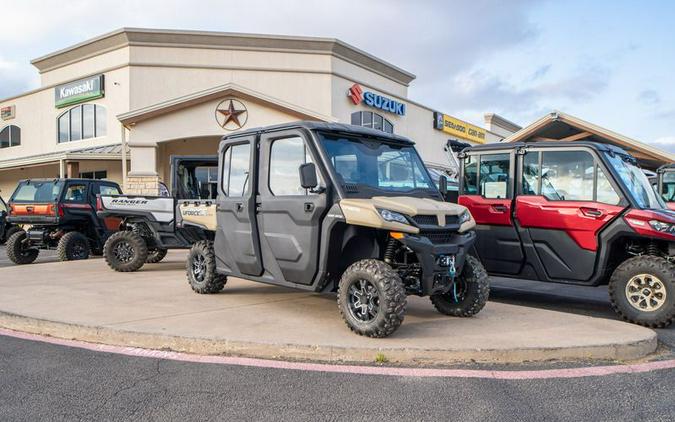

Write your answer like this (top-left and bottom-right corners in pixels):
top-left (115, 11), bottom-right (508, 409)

top-left (514, 147), bottom-right (627, 282)
top-left (458, 150), bottom-right (525, 274)
top-left (214, 137), bottom-right (264, 277)
top-left (255, 130), bottom-right (328, 285)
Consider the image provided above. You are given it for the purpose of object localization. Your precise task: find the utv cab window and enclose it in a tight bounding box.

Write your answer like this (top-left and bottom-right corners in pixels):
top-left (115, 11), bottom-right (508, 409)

top-left (462, 155), bottom-right (478, 195)
top-left (99, 185), bottom-right (121, 196)
top-left (221, 143), bottom-right (251, 197)
top-left (661, 172), bottom-right (675, 202)
top-left (541, 151), bottom-right (594, 201)
top-left (12, 181), bottom-right (63, 202)
top-left (269, 137), bottom-right (318, 196)
top-left (595, 167), bottom-right (621, 205)
top-left (479, 153), bottom-right (510, 199)
top-left (319, 134), bottom-right (434, 196)
top-left (64, 184), bottom-right (88, 202)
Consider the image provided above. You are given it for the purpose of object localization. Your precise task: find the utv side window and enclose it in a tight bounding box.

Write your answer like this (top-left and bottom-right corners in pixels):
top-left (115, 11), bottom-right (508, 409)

top-left (269, 136), bottom-right (318, 196)
top-left (663, 173), bottom-right (675, 202)
top-left (596, 166), bottom-right (621, 205)
top-left (462, 155), bottom-right (478, 194)
top-left (64, 184), bottom-right (88, 202)
top-left (221, 143), bottom-right (251, 197)
top-left (99, 185), bottom-right (121, 196)
top-left (479, 153), bottom-right (510, 199)
top-left (540, 151), bottom-right (594, 201)
top-left (522, 152), bottom-right (540, 195)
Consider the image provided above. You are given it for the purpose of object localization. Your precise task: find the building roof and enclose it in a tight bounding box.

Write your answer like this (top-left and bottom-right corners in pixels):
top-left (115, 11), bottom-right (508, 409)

top-left (0, 144), bottom-right (127, 170)
top-left (504, 111), bottom-right (675, 170)
top-left (31, 27), bottom-right (416, 86)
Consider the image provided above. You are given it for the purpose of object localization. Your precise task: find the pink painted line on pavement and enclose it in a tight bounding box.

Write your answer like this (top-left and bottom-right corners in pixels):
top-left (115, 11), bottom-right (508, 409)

top-left (1, 327), bottom-right (673, 380)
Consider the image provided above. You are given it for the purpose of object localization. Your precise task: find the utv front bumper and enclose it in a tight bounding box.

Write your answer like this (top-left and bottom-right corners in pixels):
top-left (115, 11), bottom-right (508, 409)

top-left (397, 230), bottom-right (477, 296)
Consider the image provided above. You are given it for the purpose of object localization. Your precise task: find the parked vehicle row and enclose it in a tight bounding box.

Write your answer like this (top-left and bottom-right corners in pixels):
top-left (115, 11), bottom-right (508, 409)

top-left (1, 121), bottom-right (673, 337)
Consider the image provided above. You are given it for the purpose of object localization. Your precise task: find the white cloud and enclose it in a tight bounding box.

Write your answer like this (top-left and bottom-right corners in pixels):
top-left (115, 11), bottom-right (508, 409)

top-left (649, 136), bottom-right (675, 153)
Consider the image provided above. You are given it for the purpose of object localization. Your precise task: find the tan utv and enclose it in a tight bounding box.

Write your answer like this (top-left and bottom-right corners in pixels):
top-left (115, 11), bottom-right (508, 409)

top-left (181, 121), bottom-right (489, 338)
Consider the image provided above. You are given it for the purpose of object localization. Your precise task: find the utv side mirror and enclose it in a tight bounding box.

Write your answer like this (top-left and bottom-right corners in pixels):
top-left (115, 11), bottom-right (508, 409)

top-left (299, 163), bottom-right (318, 189)
top-left (439, 175), bottom-right (448, 196)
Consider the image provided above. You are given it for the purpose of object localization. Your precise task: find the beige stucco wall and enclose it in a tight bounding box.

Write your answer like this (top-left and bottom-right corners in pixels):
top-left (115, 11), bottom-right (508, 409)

top-left (0, 164), bottom-right (60, 198)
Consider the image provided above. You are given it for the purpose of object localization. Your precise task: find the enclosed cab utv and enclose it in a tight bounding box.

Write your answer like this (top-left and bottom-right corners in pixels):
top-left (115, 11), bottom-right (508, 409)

top-left (181, 122), bottom-right (489, 338)
top-left (0, 196), bottom-right (21, 244)
top-left (458, 141), bottom-right (674, 327)
top-left (5, 178), bottom-right (122, 264)
top-left (97, 156), bottom-right (218, 272)
top-left (657, 164), bottom-right (675, 210)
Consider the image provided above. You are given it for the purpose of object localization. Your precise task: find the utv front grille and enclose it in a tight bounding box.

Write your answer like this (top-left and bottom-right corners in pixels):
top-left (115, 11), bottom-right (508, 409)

top-left (412, 214), bottom-right (459, 227)
top-left (419, 230), bottom-right (455, 244)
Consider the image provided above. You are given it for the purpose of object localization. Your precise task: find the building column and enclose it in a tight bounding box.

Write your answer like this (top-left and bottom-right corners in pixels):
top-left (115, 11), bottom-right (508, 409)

top-left (66, 161), bottom-right (79, 178)
top-left (126, 144), bottom-right (160, 195)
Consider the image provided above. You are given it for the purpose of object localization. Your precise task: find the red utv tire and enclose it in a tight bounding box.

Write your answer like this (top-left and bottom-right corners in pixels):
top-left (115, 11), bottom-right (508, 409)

top-left (57, 231), bottom-right (91, 261)
top-left (609, 255), bottom-right (674, 328)
top-left (6, 230), bottom-right (39, 265)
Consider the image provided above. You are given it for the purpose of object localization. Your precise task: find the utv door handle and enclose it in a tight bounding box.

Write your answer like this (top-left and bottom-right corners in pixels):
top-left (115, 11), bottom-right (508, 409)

top-left (236, 203), bottom-right (244, 212)
top-left (304, 202), bottom-right (315, 212)
top-left (491, 204), bottom-right (507, 213)
top-left (581, 207), bottom-right (603, 218)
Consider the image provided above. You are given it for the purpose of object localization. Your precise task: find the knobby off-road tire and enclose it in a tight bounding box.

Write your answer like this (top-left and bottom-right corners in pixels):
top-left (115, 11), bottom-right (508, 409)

top-left (430, 255), bottom-right (490, 317)
top-left (103, 231), bottom-right (148, 272)
top-left (146, 248), bottom-right (168, 264)
top-left (6, 230), bottom-right (39, 265)
top-left (187, 240), bottom-right (226, 294)
top-left (338, 259), bottom-right (407, 338)
top-left (56, 231), bottom-right (90, 262)
top-left (1, 226), bottom-right (22, 245)
top-left (609, 255), bottom-right (674, 328)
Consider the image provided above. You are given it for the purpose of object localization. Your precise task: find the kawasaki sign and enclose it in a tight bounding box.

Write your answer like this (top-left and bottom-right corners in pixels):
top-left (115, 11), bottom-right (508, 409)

top-left (348, 83), bottom-right (406, 116)
top-left (55, 75), bottom-right (104, 108)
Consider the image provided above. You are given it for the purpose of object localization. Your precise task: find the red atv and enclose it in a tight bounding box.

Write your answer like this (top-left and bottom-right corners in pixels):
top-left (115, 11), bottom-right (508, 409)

top-left (458, 141), bottom-right (674, 327)
top-left (657, 164), bottom-right (675, 210)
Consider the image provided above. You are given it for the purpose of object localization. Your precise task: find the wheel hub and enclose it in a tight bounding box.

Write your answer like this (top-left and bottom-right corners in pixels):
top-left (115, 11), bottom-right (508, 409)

top-left (113, 242), bottom-right (134, 263)
top-left (348, 279), bottom-right (379, 322)
top-left (192, 254), bottom-right (206, 282)
top-left (625, 274), bottom-right (667, 312)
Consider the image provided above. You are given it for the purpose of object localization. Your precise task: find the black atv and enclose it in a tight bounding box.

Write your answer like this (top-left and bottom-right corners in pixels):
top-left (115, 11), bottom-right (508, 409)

top-left (5, 178), bottom-right (122, 264)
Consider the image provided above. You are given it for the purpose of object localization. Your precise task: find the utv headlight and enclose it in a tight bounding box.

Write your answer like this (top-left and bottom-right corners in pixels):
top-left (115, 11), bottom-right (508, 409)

top-left (649, 220), bottom-right (674, 234)
top-left (378, 209), bottom-right (409, 224)
top-left (458, 210), bottom-right (471, 225)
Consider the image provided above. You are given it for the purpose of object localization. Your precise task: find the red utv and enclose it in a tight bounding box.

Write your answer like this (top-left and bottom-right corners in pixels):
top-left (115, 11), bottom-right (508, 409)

top-left (458, 141), bottom-right (674, 328)
top-left (657, 164), bottom-right (675, 210)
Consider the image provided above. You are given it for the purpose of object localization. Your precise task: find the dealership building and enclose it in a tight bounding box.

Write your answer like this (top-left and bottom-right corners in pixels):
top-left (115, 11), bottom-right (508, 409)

top-left (0, 28), bottom-right (503, 196)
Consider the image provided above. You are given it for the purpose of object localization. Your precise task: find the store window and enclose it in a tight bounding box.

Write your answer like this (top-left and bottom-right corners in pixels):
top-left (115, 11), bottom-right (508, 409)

top-left (351, 111), bottom-right (394, 134)
top-left (58, 104), bottom-right (106, 143)
top-left (269, 137), bottom-right (318, 196)
top-left (0, 125), bottom-right (21, 148)
top-left (80, 171), bottom-right (108, 180)
top-left (221, 143), bottom-right (251, 197)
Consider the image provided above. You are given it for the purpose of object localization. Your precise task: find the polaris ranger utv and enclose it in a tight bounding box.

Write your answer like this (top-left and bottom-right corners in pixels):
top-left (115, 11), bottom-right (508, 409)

top-left (458, 141), bottom-right (674, 327)
top-left (5, 178), bottom-right (122, 264)
top-left (97, 156), bottom-right (219, 272)
top-left (182, 121), bottom-right (488, 338)
top-left (657, 164), bottom-right (675, 210)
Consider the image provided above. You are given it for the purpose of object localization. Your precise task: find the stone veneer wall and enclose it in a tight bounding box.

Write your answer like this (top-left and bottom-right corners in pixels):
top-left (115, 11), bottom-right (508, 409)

top-left (125, 175), bottom-right (160, 195)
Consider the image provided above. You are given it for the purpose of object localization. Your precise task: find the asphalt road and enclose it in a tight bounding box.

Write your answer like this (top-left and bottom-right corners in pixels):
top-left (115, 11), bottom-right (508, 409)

top-left (0, 334), bottom-right (673, 422)
top-left (0, 244), bottom-right (59, 268)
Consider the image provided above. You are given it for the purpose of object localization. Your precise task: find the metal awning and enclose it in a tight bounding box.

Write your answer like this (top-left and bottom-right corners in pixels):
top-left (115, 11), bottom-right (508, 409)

top-left (0, 144), bottom-right (127, 170)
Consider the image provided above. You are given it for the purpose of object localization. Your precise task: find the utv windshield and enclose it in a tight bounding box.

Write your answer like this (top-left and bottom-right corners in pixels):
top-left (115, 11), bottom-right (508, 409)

top-left (319, 134), bottom-right (440, 198)
top-left (604, 153), bottom-right (665, 209)
top-left (11, 181), bottom-right (64, 202)
top-left (662, 171), bottom-right (675, 202)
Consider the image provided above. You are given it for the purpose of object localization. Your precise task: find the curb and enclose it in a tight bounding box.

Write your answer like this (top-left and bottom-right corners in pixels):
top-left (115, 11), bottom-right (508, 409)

top-left (0, 311), bottom-right (659, 365)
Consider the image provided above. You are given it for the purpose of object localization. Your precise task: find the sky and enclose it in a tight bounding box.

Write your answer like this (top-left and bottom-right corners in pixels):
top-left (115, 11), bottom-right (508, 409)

top-left (1, 0), bottom-right (674, 152)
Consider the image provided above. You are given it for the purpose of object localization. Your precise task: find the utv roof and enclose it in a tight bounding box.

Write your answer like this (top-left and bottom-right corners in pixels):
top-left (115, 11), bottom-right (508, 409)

top-left (657, 163), bottom-right (675, 172)
top-left (222, 121), bottom-right (414, 145)
top-left (463, 140), bottom-right (629, 155)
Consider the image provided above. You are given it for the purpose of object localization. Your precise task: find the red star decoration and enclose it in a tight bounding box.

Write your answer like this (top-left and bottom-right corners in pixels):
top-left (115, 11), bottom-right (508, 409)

top-left (217, 100), bottom-right (246, 128)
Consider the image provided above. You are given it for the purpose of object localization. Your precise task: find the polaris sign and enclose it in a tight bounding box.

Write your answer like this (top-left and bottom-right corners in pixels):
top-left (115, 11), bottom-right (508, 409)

top-left (348, 83), bottom-right (406, 116)
top-left (55, 75), bottom-right (104, 108)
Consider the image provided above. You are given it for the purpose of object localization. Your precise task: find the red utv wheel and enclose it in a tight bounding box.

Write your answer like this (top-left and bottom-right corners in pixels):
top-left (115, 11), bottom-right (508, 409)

top-left (609, 255), bottom-right (674, 328)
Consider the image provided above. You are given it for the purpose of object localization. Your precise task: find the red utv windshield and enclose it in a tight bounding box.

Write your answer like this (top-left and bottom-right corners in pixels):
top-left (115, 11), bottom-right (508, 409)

top-left (11, 181), bottom-right (64, 202)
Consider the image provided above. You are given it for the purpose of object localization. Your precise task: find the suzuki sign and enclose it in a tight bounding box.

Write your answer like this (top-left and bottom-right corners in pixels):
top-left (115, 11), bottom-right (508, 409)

top-left (348, 84), bottom-right (405, 116)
